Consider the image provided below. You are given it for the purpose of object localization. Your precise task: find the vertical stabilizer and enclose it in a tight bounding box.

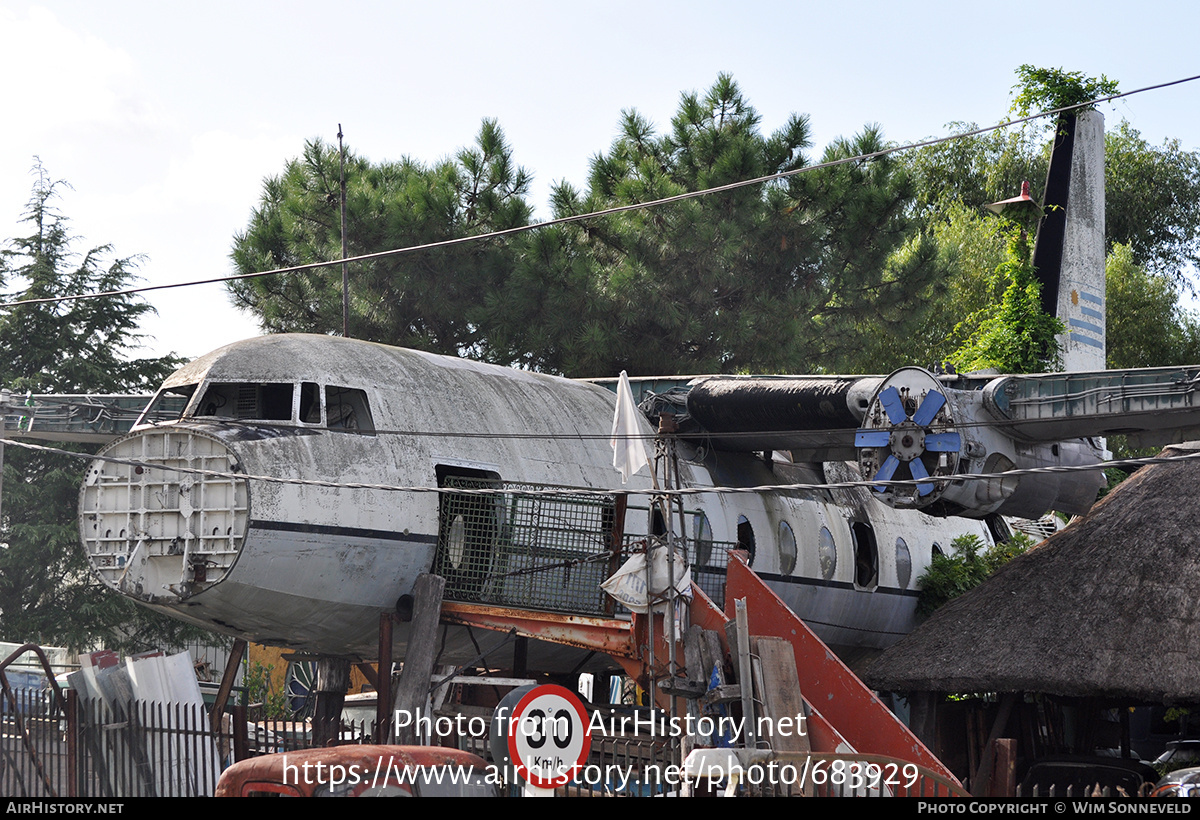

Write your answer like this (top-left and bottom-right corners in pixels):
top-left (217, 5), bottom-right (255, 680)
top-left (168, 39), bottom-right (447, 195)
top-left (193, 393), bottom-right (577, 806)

top-left (1033, 110), bottom-right (1107, 371)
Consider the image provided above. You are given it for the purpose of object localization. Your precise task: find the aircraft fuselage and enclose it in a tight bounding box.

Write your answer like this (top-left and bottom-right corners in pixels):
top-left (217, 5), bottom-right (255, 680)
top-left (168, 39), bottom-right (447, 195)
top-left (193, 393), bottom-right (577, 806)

top-left (79, 334), bottom-right (994, 668)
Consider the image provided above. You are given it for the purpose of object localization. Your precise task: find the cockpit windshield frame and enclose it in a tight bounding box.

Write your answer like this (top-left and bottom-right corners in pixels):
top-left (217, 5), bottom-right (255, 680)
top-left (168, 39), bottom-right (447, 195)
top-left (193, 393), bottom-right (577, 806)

top-left (135, 379), bottom-right (375, 434)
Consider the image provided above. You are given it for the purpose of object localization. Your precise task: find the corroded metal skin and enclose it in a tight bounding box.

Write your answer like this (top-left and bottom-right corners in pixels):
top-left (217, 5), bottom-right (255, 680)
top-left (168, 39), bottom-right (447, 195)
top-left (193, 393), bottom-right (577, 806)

top-left (79, 334), bottom-right (994, 667)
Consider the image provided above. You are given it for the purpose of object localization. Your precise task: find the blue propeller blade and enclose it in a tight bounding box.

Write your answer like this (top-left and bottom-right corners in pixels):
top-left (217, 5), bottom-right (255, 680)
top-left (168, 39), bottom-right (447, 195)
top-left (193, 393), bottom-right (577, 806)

top-left (872, 454), bottom-right (899, 492)
top-left (855, 429), bottom-right (891, 448)
top-left (878, 387), bottom-right (907, 425)
top-left (911, 390), bottom-right (946, 427)
top-left (909, 458), bottom-right (934, 496)
top-left (924, 432), bottom-right (962, 452)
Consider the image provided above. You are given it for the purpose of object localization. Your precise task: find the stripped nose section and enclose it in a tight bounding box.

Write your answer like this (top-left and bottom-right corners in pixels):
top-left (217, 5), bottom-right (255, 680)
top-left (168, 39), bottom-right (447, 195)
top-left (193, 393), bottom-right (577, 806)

top-left (79, 428), bottom-right (249, 604)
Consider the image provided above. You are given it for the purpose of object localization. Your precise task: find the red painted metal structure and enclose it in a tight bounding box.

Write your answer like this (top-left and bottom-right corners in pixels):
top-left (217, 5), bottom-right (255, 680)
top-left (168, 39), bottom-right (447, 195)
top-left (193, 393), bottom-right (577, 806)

top-left (722, 550), bottom-right (957, 784)
top-left (443, 550), bottom-right (960, 788)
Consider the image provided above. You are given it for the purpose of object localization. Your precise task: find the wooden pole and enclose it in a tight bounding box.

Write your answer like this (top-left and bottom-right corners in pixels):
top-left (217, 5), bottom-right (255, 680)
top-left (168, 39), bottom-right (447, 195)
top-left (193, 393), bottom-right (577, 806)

top-left (393, 573), bottom-right (445, 745)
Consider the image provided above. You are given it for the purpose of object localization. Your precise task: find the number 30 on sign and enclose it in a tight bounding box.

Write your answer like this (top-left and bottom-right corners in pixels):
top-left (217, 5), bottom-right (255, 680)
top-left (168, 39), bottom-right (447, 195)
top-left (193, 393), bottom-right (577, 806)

top-left (507, 684), bottom-right (592, 789)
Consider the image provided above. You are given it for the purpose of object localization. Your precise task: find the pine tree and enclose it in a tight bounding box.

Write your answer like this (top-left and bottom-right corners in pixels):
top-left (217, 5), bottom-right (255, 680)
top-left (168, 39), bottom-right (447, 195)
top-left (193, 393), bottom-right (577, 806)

top-left (488, 75), bottom-right (945, 376)
top-left (0, 164), bottom-right (202, 651)
top-left (228, 121), bottom-right (531, 356)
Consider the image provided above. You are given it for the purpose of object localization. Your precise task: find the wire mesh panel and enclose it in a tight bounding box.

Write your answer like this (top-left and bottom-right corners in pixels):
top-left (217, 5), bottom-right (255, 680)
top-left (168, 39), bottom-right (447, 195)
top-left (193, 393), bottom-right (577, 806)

top-left (434, 477), bottom-right (620, 615)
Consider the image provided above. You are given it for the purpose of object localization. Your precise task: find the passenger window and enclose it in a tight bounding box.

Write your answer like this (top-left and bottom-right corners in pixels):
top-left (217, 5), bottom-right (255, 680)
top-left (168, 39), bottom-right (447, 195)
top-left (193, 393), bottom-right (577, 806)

top-left (778, 520), bottom-right (797, 576)
top-left (851, 521), bottom-right (878, 590)
top-left (693, 512), bottom-right (713, 567)
top-left (818, 526), bottom-right (837, 581)
top-left (325, 386), bottom-right (374, 433)
top-left (737, 516), bottom-right (756, 566)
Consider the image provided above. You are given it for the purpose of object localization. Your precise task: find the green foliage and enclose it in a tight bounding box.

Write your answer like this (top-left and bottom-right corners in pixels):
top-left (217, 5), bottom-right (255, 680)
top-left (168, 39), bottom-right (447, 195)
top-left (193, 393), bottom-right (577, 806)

top-left (948, 230), bottom-right (1063, 373)
top-left (917, 531), bottom-right (1035, 615)
top-left (486, 75), bottom-right (945, 376)
top-left (903, 66), bottom-right (1200, 370)
top-left (907, 118), bottom-right (1200, 287)
top-left (0, 171), bottom-right (179, 393)
top-left (905, 202), bottom-right (1012, 365)
top-left (1105, 122), bottom-right (1200, 278)
top-left (231, 76), bottom-right (943, 377)
top-left (229, 66), bottom-right (1200, 379)
top-left (228, 120), bottom-right (531, 357)
top-left (0, 163), bottom-right (209, 653)
top-left (1010, 65), bottom-right (1118, 117)
top-left (905, 123), bottom-right (1046, 222)
top-left (1106, 243), bottom-right (1200, 368)
top-left (244, 660), bottom-right (291, 719)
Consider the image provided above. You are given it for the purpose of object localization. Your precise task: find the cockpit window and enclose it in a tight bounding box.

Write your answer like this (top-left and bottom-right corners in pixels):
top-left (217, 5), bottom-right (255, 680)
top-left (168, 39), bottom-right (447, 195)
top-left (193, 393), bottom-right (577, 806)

top-left (325, 386), bottom-right (374, 433)
top-left (179, 380), bottom-right (373, 432)
top-left (194, 383), bottom-right (295, 421)
top-left (299, 382), bottom-right (321, 424)
top-left (136, 385), bottom-right (196, 426)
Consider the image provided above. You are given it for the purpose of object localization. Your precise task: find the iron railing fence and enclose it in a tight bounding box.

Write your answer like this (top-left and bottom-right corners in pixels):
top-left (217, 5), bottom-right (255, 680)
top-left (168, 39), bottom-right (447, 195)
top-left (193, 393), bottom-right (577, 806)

top-left (0, 685), bottom-right (66, 798)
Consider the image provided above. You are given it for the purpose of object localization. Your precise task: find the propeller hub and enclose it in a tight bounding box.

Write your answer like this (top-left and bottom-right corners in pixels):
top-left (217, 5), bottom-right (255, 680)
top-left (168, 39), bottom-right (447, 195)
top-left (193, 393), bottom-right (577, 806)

top-left (854, 367), bottom-right (965, 508)
top-left (891, 422), bottom-right (926, 462)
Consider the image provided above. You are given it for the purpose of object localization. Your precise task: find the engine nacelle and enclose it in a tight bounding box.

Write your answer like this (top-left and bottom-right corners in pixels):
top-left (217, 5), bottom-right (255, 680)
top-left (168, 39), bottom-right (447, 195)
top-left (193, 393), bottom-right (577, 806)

top-left (855, 368), bottom-right (1105, 519)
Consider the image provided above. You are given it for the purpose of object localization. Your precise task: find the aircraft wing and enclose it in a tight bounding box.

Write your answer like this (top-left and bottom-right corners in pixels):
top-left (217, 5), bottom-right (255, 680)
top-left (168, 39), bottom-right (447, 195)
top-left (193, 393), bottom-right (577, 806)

top-left (659, 364), bottom-right (1200, 520)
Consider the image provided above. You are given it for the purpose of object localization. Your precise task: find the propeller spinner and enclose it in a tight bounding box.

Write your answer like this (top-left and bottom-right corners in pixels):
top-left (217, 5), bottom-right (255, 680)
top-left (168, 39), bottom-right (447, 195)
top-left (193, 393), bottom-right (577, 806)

top-left (855, 368), bottom-right (964, 508)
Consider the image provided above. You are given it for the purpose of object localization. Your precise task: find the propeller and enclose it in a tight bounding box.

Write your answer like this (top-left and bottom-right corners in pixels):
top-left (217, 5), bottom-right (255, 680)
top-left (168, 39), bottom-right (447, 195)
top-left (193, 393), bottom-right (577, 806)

top-left (855, 385), bottom-right (962, 497)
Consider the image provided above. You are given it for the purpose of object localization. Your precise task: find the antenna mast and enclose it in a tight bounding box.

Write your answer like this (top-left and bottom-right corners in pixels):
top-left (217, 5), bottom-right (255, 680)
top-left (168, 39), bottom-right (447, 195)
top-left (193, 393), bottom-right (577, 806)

top-left (338, 124), bottom-right (349, 338)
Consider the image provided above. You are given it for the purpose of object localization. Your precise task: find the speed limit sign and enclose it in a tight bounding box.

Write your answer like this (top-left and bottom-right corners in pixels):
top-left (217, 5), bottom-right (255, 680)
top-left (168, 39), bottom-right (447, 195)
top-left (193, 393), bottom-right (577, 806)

top-left (507, 684), bottom-right (592, 789)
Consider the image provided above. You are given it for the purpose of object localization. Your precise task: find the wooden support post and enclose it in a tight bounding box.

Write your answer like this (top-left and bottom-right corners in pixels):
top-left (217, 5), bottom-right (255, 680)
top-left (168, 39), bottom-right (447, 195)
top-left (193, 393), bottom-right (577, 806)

top-left (994, 737), bottom-right (1017, 798)
top-left (972, 692), bottom-right (1017, 796)
top-left (375, 612), bottom-right (393, 743)
top-left (393, 573), bottom-right (446, 745)
top-left (729, 598), bottom-right (755, 751)
top-left (210, 638), bottom-right (247, 735)
top-left (232, 704), bottom-right (248, 762)
top-left (312, 657), bottom-right (351, 747)
top-left (909, 691), bottom-right (937, 751)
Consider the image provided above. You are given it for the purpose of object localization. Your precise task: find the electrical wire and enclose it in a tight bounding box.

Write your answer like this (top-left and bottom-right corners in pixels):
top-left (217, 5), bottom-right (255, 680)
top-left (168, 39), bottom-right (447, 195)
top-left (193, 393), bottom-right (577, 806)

top-left (10, 356), bottom-right (1200, 442)
top-left (14, 433), bottom-right (1195, 498)
top-left (1, 74), bottom-right (1197, 311)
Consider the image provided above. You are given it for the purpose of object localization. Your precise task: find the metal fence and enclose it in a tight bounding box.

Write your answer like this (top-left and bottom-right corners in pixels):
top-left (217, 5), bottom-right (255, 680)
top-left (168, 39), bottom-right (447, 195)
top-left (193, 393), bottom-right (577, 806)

top-left (2, 689), bottom-right (226, 798)
top-left (2, 689), bottom-right (373, 797)
top-left (3, 685), bottom-right (684, 799)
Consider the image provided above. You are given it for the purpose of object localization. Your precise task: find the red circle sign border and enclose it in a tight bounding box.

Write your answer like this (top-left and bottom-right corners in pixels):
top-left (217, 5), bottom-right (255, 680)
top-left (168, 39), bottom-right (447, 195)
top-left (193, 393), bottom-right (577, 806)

top-left (506, 683), bottom-right (592, 789)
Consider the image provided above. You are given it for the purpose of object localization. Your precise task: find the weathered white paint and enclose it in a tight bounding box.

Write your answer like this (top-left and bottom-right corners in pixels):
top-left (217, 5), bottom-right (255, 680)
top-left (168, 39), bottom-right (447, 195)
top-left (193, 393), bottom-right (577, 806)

top-left (79, 334), bottom-right (994, 667)
top-left (1056, 109), bottom-right (1107, 372)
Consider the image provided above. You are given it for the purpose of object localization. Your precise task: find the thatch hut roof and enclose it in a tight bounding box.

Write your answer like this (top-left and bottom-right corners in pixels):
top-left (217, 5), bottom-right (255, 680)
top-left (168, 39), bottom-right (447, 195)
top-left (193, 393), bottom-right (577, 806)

top-left (865, 442), bottom-right (1200, 704)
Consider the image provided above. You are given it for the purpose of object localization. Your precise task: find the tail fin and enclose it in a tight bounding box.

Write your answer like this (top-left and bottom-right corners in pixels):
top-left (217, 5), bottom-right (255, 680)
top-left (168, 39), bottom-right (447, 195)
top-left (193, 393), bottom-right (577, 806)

top-left (1031, 109), bottom-right (1106, 371)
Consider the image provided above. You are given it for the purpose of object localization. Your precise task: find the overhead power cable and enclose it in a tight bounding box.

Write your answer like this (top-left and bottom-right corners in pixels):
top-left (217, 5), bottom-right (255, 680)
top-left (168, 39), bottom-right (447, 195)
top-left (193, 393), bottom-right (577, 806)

top-left (9, 387), bottom-right (1200, 442)
top-left (11, 434), bottom-right (1192, 499)
top-left (2, 73), bottom-right (1198, 311)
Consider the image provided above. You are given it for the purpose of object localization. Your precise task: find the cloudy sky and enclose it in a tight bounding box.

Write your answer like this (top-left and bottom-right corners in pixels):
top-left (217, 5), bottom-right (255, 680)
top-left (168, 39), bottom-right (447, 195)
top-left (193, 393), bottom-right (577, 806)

top-left (2, 0), bottom-right (1198, 362)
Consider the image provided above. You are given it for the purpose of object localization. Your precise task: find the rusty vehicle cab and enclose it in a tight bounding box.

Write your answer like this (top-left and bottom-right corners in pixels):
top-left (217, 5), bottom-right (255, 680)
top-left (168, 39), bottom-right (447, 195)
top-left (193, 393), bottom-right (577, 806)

top-left (215, 745), bottom-right (498, 797)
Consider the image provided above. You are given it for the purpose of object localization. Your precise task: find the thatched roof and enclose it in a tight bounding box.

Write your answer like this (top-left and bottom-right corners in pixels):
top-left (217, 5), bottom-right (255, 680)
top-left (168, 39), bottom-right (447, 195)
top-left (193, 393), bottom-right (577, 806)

top-left (865, 443), bottom-right (1200, 704)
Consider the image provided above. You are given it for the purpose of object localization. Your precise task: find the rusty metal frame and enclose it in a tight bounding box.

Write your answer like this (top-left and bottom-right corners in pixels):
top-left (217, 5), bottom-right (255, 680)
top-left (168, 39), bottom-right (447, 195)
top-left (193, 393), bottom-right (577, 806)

top-left (440, 602), bottom-right (637, 659)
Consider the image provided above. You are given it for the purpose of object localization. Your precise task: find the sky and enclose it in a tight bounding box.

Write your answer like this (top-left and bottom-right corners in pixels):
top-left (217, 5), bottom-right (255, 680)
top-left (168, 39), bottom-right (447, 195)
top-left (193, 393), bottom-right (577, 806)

top-left (2, 0), bottom-right (1199, 363)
